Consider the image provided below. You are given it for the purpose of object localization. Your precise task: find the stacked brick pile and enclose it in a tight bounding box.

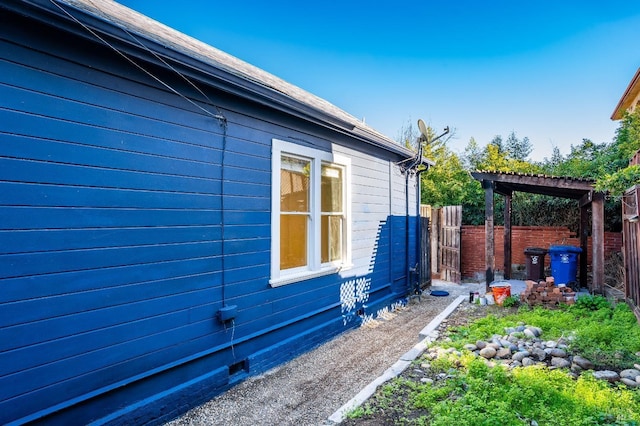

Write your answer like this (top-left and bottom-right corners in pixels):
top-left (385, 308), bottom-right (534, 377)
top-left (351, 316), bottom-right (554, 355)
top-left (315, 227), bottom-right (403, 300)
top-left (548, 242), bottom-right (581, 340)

top-left (520, 277), bottom-right (576, 307)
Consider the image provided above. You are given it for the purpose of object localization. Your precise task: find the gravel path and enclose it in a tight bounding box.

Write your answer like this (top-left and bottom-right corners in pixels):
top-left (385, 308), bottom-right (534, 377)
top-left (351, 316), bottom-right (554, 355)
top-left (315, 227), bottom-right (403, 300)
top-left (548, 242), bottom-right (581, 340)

top-left (166, 280), bottom-right (484, 426)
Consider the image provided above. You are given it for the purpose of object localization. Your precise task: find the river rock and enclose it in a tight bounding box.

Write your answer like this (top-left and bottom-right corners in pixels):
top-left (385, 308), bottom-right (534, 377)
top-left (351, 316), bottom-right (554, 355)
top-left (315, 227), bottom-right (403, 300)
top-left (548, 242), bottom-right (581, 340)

top-left (523, 329), bottom-right (537, 339)
top-left (551, 357), bottom-right (571, 368)
top-left (476, 340), bottom-right (487, 349)
top-left (545, 340), bottom-right (557, 348)
top-left (621, 378), bottom-right (639, 388)
top-left (528, 326), bottom-right (543, 337)
top-left (496, 348), bottom-right (512, 359)
top-left (531, 348), bottom-right (547, 362)
top-left (620, 369), bottom-right (640, 381)
top-left (572, 356), bottom-right (594, 370)
top-left (592, 370), bottom-right (620, 383)
top-left (512, 351), bottom-right (530, 362)
top-left (479, 347), bottom-right (497, 359)
top-left (464, 343), bottom-right (478, 351)
top-left (549, 348), bottom-right (567, 358)
top-left (522, 357), bottom-right (536, 367)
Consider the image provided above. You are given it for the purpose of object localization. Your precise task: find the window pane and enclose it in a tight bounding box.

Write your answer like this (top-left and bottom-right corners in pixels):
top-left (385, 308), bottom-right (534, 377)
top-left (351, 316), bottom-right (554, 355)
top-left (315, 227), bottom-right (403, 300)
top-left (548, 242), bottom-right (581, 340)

top-left (321, 215), bottom-right (342, 263)
top-left (281, 214), bottom-right (307, 269)
top-left (281, 156), bottom-right (310, 212)
top-left (321, 165), bottom-right (342, 213)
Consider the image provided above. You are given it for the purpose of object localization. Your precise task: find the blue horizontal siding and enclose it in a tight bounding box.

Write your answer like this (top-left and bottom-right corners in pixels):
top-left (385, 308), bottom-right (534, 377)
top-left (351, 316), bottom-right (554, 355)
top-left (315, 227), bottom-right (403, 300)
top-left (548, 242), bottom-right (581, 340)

top-left (0, 257), bottom-right (219, 303)
top-left (0, 10), bottom-right (420, 425)
top-left (0, 226), bottom-right (220, 255)
top-left (0, 181), bottom-right (220, 209)
top-left (0, 241), bottom-right (221, 279)
top-left (0, 275), bottom-right (222, 351)
top-left (0, 114), bottom-right (222, 167)
top-left (0, 206), bottom-right (221, 230)
top-left (0, 157), bottom-right (218, 194)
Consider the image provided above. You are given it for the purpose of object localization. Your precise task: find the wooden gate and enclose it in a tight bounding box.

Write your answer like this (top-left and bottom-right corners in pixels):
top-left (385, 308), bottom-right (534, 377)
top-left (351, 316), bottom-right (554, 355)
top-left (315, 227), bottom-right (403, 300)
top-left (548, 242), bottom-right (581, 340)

top-left (440, 205), bottom-right (462, 283)
top-left (623, 185), bottom-right (640, 320)
top-left (421, 205), bottom-right (462, 283)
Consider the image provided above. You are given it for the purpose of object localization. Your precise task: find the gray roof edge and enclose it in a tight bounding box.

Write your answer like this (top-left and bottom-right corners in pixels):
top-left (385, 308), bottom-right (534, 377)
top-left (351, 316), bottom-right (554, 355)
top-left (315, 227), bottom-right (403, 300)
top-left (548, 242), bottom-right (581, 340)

top-left (27, 0), bottom-right (411, 158)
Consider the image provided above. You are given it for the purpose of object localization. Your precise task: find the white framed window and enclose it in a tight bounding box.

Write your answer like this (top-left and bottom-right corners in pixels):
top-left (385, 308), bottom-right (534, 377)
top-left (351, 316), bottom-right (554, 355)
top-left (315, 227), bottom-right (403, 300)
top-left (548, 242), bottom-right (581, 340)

top-left (270, 139), bottom-right (351, 286)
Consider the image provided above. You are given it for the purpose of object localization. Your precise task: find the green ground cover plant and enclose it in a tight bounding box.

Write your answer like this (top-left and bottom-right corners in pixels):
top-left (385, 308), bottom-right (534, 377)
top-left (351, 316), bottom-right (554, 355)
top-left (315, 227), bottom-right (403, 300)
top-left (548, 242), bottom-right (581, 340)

top-left (345, 296), bottom-right (640, 425)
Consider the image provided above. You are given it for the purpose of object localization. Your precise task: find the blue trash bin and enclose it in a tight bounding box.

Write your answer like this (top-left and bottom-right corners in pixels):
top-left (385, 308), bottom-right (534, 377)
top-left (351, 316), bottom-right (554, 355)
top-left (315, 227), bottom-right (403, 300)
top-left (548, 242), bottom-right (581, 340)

top-left (548, 245), bottom-right (582, 285)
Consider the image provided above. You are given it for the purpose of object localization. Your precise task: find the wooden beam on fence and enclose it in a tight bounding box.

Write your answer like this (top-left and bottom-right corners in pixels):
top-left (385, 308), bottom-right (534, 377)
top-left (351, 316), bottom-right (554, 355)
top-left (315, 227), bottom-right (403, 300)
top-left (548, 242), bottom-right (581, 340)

top-left (504, 193), bottom-right (512, 280)
top-left (483, 180), bottom-right (495, 292)
top-left (579, 205), bottom-right (589, 290)
top-left (592, 192), bottom-right (605, 294)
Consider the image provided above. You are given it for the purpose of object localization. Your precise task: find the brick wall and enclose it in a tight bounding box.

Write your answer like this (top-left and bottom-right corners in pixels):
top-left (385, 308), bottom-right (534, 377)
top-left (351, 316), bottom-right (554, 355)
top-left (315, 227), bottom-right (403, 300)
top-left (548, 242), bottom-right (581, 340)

top-left (460, 226), bottom-right (623, 279)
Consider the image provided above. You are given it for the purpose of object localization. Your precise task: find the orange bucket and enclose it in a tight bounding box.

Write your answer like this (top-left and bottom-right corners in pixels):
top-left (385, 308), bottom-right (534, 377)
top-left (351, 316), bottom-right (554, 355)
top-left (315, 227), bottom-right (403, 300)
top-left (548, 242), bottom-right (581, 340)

top-left (490, 282), bottom-right (511, 306)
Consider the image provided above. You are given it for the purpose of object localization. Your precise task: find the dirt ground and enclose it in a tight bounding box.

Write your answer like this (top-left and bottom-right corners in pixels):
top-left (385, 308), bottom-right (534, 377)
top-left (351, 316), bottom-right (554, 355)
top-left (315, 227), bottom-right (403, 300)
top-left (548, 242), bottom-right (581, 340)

top-left (165, 281), bottom-right (484, 426)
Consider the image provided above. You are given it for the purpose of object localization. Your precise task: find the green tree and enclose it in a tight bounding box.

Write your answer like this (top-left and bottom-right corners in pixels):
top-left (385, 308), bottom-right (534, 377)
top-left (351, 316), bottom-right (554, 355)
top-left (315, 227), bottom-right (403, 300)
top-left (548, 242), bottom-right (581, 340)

top-left (505, 131), bottom-right (532, 161)
top-left (595, 109), bottom-right (640, 195)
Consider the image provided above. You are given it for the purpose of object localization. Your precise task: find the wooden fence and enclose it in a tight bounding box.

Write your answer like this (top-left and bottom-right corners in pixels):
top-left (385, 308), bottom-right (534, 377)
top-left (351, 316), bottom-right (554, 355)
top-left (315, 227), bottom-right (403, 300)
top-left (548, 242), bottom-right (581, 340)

top-left (623, 185), bottom-right (640, 320)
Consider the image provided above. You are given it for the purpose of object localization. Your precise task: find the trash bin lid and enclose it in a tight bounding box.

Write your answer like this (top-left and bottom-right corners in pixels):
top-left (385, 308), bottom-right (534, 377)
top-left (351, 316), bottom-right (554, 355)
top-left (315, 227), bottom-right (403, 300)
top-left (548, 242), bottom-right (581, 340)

top-left (549, 245), bottom-right (582, 254)
top-left (489, 280), bottom-right (511, 288)
top-left (524, 247), bottom-right (547, 255)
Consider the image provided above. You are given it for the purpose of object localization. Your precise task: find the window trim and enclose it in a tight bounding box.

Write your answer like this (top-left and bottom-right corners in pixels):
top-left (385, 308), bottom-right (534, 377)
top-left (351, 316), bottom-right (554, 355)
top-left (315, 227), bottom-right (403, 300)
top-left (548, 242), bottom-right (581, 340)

top-left (270, 139), bottom-right (351, 287)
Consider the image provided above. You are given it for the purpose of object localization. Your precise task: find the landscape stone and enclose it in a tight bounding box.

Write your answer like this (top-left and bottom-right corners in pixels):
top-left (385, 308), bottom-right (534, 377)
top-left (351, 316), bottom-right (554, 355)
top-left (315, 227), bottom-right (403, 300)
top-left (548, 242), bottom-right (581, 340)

top-left (571, 363), bottom-right (583, 373)
top-left (463, 344), bottom-right (478, 351)
top-left (479, 347), bottom-right (497, 359)
top-left (530, 326), bottom-right (543, 337)
top-left (512, 351), bottom-right (530, 362)
top-left (476, 340), bottom-right (487, 349)
top-left (621, 378), bottom-right (638, 388)
top-left (620, 369), bottom-right (640, 381)
top-left (420, 378), bottom-right (434, 385)
top-left (549, 348), bottom-right (567, 358)
top-left (572, 356), bottom-right (594, 370)
top-left (532, 348), bottom-right (547, 362)
top-left (545, 341), bottom-right (557, 348)
top-left (522, 357), bottom-right (536, 367)
top-left (523, 329), bottom-right (536, 339)
top-left (550, 357), bottom-right (571, 368)
top-left (592, 370), bottom-right (619, 383)
top-left (496, 348), bottom-right (511, 359)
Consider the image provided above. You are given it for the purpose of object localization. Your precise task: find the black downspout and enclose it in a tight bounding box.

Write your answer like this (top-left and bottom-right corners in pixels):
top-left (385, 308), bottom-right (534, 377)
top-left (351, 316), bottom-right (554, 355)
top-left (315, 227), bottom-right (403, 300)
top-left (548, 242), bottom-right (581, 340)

top-left (415, 167), bottom-right (428, 288)
top-left (405, 172), bottom-right (410, 292)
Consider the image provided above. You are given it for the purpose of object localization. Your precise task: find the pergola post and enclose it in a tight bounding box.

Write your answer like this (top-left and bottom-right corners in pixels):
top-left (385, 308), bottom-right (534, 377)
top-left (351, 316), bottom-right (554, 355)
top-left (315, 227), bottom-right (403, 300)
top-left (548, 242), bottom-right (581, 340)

top-left (579, 203), bottom-right (589, 290)
top-left (592, 192), bottom-right (605, 294)
top-left (504, 193), bottom-right (512, 280)
top-left (483, 180), bottom-right (495, 292)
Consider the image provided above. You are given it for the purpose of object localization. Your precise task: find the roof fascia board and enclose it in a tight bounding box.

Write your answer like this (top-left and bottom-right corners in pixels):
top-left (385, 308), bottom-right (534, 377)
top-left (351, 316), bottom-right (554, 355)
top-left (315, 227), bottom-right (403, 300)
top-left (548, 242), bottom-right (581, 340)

top-left (611, 67), bottom-right (640, 120)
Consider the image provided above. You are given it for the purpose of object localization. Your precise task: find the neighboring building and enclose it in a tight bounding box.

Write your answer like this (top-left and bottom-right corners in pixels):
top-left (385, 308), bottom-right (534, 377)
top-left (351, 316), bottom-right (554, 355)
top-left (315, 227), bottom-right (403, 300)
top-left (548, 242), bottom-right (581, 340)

top-left (612, 67), bottom-right (640, 120)
top-left (0, 0), bottom-right (428, 424)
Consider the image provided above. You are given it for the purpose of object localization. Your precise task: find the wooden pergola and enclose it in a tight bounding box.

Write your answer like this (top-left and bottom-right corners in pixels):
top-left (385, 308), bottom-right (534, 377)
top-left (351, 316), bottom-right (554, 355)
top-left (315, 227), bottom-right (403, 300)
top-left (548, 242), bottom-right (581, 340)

top-left (471, 171), bottom-right (606, 293)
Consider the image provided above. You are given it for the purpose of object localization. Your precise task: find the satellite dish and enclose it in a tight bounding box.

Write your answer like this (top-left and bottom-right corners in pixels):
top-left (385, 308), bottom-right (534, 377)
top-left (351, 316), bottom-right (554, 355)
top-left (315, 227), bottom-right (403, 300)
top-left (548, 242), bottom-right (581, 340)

top-left (417, 119), bottom-right (429, 141)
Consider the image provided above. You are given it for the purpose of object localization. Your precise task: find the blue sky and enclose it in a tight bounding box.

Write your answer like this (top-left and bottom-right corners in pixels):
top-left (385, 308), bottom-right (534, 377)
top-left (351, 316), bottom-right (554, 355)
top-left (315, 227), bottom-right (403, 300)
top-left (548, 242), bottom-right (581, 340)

top-left (118, 1), bottom-right (640, 161)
